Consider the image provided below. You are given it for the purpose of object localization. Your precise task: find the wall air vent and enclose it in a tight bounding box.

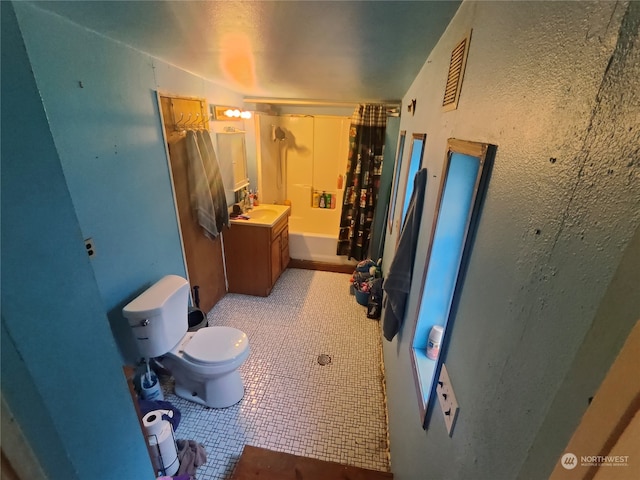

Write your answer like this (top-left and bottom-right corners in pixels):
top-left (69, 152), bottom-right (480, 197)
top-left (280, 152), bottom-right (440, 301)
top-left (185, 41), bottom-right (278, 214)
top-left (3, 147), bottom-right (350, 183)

top-left (442, 30), bottom-right (472, 112)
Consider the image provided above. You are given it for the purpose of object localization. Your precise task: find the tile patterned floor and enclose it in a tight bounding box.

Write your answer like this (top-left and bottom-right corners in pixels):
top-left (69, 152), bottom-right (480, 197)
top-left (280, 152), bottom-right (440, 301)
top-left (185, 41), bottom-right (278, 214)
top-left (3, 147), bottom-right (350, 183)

top-left (159, 268), bottom-right (390, 479)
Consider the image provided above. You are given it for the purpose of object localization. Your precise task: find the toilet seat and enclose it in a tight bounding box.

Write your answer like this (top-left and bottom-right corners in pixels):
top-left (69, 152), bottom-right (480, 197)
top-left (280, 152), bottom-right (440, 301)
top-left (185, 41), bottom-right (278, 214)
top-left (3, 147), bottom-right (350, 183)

top-left (182, 327), bottom-right (248, 366)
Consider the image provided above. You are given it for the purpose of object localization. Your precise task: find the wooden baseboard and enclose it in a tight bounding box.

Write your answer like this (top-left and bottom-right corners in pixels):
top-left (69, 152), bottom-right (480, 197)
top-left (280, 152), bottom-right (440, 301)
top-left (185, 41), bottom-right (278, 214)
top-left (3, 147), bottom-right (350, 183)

top-left (289, 258), bottom-right (355, 274)
top-left (123, 366), bottom-right (158, 472)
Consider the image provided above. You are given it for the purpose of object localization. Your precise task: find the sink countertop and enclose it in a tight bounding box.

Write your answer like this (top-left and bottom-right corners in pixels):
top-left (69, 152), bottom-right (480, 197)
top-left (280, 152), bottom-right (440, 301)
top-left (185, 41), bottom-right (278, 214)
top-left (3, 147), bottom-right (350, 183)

top-left (229, 204), bottom-right (290, 228)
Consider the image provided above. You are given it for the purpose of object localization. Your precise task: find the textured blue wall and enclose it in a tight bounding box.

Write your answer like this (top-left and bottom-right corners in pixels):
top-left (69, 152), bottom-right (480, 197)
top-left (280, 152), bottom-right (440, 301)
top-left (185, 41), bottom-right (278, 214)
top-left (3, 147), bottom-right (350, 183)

top-left (1, 2), bottom-right (154, 477)
top-left (4, 1), bottom-right (246, 477)
top-left (13, 1), bottom-right (246, 362)
top-left (383, 2), bottom-right (640, 479)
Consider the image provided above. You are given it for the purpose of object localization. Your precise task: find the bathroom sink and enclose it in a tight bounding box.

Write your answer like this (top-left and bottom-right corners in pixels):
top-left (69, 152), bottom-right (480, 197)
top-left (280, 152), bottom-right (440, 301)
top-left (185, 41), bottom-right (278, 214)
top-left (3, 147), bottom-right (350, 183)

top-left (247, 209), bottom-right (279, 220)
top-left (230, 204), bottom-right (290, 227)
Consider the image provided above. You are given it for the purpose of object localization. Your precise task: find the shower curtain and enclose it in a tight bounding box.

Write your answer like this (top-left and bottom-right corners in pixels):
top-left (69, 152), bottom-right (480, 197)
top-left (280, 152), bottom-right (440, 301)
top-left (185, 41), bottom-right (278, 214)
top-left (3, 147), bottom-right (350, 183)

top-left (336, 104), bottom-right (387, 260)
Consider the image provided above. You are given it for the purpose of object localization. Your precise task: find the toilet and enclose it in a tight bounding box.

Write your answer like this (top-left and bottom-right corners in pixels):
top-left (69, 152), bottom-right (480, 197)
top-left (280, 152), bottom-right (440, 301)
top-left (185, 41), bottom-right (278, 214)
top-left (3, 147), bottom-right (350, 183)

top-left (123, 275), bottom-right (250, 408)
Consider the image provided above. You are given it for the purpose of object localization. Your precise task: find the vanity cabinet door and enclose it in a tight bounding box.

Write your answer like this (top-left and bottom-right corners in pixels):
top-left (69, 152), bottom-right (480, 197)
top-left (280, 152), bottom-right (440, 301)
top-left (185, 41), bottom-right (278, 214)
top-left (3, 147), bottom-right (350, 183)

top-left (224, 223), bottom-right (271, 297)
top-left (281, 229), bottom-right (290, 270)
top-left (267, 224), bottom-right (291, 293)
top-left (270, 234), bottom-right (282, 286)
top-left (270, 215), bottom-right (288, 285)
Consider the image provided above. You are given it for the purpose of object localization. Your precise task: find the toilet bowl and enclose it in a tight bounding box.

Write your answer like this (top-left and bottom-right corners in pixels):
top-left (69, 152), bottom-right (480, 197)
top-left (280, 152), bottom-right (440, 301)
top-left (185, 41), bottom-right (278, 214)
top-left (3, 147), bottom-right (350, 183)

top-left (123, 275), bottom-right (250, 409)
top-left (162, 327), bottom-right (250, 408)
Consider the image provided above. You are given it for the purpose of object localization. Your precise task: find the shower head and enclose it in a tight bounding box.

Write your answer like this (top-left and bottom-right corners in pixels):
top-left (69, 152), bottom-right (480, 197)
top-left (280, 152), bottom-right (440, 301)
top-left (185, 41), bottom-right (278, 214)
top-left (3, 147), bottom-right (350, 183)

top-left (272, 125), bottom-right (286, 142)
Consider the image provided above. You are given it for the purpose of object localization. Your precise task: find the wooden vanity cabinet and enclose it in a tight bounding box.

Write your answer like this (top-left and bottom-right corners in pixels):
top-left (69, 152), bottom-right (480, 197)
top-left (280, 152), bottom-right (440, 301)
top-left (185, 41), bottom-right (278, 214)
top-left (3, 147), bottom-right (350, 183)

top-left (224, 214), bottom-right (289, 297)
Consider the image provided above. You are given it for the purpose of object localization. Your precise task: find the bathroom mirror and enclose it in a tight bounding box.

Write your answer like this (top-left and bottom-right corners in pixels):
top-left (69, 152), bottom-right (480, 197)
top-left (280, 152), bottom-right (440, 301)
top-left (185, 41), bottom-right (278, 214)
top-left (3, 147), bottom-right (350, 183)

top-left (387, 131), bottom-right (406, 235)
top-left (390, 133), bottom-right (426, 248)
top-left (217, 131), bottom-right (249, 192)
top-left (401, 134), bottom-right (426, 227)
top-left (410, 138), bottom-right (496, 429)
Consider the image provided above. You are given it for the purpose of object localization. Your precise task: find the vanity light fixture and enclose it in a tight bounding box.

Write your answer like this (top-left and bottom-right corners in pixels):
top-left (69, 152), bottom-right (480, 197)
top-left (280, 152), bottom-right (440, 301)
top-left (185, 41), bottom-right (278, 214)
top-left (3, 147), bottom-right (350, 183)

top-left (211, 105), bottom-right (252, 121)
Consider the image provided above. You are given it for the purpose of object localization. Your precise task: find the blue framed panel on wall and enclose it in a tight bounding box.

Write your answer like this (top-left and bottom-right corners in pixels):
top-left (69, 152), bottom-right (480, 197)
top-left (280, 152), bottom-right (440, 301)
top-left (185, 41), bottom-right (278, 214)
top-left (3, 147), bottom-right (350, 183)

top-left (401, 134), bottom-right (427, 228)
top-left (410, 138), bottom-right (496, 430)
top-left (387, 133), bottom-right (426, 245)
top-left (387, 130), bottom-right (406, 235)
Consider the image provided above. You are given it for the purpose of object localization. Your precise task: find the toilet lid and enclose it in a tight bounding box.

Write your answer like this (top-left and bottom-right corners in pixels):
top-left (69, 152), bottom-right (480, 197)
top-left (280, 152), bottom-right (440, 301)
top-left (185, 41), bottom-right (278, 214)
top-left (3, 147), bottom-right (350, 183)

top-left (183, 327), bottom-right (248, 365)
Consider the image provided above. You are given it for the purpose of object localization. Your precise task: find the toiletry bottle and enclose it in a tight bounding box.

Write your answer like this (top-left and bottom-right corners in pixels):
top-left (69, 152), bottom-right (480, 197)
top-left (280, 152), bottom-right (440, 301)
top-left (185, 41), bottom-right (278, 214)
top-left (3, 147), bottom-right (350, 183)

top-left (319, 191), bottom-right (326, 208)
top-left (330, 194), bottom-right (336, 209)
top-left (312, 190), bottom-right (320, 208)
top-left (249, 189), bottom-right (255, 208)
top-left (325, 192), bottom-right (332, 208)
top-left (253, 190), bottom-right (259, 206)
top-left (426, 326), bottom-right (444, 360)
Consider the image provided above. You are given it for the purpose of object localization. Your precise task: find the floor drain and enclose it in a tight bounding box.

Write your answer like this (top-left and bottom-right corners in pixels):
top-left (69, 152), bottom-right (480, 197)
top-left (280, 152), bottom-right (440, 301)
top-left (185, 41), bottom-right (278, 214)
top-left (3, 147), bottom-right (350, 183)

top-left (317, 354), bottom-right (331, 366)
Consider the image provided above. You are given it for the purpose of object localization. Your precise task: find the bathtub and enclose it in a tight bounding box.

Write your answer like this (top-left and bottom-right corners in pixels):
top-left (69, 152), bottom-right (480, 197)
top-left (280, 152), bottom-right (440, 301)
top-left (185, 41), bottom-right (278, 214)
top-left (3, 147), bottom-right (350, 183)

top-left (288, 215), bottom-right (357, 267)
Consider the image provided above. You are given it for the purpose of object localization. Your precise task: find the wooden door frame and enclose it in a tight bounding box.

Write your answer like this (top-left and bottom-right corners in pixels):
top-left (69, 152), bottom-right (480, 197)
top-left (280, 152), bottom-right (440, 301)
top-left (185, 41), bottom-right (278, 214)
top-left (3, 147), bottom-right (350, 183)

top-left (1, 394), bottom-right (47, 480)
top-left (549, 319), bottom-right (640, 479)
top-left (155, 90), bottom-right (192, 300)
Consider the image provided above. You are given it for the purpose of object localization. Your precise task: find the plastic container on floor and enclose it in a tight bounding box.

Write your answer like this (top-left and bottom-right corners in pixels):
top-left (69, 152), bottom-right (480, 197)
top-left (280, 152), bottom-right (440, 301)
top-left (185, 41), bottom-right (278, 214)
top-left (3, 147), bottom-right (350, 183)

top-left (355, 288), bottom-right (370, 306)
top-left (140, 371), bottom-right (164, 401)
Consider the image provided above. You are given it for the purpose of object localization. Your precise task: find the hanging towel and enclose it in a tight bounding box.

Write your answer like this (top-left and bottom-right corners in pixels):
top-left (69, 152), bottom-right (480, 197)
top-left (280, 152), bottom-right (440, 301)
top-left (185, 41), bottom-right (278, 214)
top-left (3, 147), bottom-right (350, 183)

top-left (198, 130), bottom-right (230, 231)
top-left (186, 130), bottom-right (218, 238)
top-left (382, 168), bottom-right (427, 341)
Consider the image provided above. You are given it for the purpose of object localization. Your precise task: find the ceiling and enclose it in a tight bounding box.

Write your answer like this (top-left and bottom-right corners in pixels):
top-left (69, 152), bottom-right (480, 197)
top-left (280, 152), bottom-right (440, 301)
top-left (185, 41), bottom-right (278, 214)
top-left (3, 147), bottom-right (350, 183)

top-left (32, 1), bottom-right (461, 104)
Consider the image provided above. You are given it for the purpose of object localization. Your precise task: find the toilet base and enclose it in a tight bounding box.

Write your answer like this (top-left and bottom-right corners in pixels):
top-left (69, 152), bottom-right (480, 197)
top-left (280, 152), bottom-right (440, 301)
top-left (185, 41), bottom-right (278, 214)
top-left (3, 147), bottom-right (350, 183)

top-left (173, 370), bottom-right (245, 409)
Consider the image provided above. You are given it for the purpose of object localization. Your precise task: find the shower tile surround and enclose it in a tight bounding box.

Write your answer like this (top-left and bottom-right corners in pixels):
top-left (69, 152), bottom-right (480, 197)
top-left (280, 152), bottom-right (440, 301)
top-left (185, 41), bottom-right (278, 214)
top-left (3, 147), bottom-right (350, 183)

top-left (158, 269), bottom-right (390, 479)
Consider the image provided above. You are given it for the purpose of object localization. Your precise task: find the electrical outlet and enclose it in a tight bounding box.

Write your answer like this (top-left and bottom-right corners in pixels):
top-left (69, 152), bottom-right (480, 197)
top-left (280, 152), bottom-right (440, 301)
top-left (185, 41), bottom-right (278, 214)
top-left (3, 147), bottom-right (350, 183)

top-left (436, 364), bottom-right (459, 436)
top-left (84, 238), bottom-right (96, 258)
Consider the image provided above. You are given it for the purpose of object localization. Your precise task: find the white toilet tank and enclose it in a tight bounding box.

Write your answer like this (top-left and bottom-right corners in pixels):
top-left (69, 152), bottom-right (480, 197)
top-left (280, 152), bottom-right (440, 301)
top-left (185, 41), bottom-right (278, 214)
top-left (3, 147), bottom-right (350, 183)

top-left (123, 275), bottom-right (190, 359)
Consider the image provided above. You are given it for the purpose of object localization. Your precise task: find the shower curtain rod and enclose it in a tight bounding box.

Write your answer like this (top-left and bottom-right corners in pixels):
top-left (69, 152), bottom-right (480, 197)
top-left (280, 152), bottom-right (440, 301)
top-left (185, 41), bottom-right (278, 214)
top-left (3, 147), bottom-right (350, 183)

top-left (244, 97), bottom-right (401, 109)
